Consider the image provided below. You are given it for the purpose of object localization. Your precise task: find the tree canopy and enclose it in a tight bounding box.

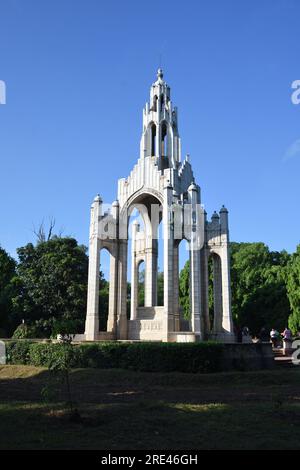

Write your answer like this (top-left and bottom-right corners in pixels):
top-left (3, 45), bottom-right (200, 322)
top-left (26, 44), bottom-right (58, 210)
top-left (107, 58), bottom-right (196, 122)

top-left (286, 245), bottom-right (300, 333)
top-left (230, 242), bottom-right (290, 334)
top-left (0, 246), bottom-right (18, 336)
top-left (12, 237), bottom-right (89, 334)
top-left (0, 236), bottom-right (298, 338)
top-left (178, 242), bottom-right (291, 335)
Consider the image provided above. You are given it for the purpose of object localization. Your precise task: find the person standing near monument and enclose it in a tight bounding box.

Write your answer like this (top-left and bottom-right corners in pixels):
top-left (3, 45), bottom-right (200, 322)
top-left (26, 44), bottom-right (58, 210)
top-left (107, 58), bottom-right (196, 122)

top-left (270, 328), bottom-right (280, 348)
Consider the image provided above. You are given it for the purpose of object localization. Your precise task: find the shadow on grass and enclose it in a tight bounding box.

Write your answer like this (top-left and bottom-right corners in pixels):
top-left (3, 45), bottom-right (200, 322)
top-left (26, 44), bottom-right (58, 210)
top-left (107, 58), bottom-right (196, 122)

top-left (0, 366), bottom-right (300, 406)
top-left (1, 398), bottom-right (300, 450)
top-left (1, 366), bottom-right (300, 449)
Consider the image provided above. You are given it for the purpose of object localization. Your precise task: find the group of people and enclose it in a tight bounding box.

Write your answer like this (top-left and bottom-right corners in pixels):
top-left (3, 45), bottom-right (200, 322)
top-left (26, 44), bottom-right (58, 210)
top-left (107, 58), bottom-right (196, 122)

top-left (235, 325), bottom-right (295, 348)
top-left (258, 326), bottom-right (294, 348)
top-left (269, 327), bottom-right (293, 348)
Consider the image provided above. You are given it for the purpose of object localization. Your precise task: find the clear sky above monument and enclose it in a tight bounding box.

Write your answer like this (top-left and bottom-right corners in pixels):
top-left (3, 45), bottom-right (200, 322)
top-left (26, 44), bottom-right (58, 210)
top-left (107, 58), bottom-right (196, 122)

top-left (0, 0), bottom-right (299, 268)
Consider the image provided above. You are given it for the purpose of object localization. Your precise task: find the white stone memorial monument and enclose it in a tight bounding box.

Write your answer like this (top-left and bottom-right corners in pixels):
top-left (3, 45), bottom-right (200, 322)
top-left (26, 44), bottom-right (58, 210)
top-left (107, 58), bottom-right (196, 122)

top-left (83, 69), bottom-right (234, 343)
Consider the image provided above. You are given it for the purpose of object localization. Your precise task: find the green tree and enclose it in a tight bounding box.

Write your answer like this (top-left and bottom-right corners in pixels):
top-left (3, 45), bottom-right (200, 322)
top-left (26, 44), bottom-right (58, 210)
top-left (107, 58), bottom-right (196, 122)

top-left (12, 237), bottom-right (89, 335)
top-left (99, 276), bottom-right (109, 330)
top-left (127, 269), bottom-right (164, 311)
top-left (178, 243), bottom-right (291, 335)
top-left (286, 245), bottom-right (300, 334)
top-left (230, 242), bottom-right (290, 334)
top-left (157, 271), bottom-right (164, 306)
top-left (0, 246), bottom-right (18, 336)
top-left (138, 268), bottom-right (145, 307)
top-left (179, 260), bottom-right (190, 319)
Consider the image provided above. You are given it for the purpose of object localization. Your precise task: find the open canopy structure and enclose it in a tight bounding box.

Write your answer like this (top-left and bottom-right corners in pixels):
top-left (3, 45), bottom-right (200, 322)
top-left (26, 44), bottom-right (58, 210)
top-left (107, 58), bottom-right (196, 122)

top-left (84, 69), bottom-right (234, 343)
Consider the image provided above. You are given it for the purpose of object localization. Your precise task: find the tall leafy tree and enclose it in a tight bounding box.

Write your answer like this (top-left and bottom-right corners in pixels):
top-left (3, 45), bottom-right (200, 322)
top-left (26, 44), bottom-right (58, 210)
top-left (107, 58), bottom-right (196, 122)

top-left (134, 269), bottom-right (164, 308)
top-left (99, 276), bottom-right (109, 330)
top-left (0, 246), bottom-right (18, 335)
top-left (230, 242), bottom-right (290, 334)
top-left (179, 260), bottom-right (190, 319)
top-left (286, 245), bottom-right (300, 334)
top-left (138, 268), bottom-right (145, 307)
top-left (178, 243), bottom-right (291, 334)
top-left (157, 271), bottom-right (164, 306)
top-left (12, 237), bottom-right (89, 332)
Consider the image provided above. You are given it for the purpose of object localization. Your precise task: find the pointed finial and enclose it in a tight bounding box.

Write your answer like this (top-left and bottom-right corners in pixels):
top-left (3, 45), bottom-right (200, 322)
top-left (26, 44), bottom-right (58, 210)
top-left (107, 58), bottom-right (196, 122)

top-left (94, 194), bottom-right (102, 203)
top-left (157, 68), bottom-right (164, 80)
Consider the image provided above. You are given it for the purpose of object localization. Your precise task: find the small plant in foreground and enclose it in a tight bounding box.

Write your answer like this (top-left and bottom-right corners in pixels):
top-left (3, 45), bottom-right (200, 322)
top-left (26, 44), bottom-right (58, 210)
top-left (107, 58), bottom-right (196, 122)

top-left (43, 337), bottom-right (81, 422)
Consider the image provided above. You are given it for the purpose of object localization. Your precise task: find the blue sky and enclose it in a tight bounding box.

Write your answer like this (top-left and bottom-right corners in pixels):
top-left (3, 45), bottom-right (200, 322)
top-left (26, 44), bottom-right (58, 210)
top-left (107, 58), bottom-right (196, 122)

top-left (0, 0), bottom-right (300, 274)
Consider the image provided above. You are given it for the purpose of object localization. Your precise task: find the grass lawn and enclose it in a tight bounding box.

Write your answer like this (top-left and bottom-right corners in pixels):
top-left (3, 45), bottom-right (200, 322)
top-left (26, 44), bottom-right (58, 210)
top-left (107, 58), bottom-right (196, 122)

top-left (0, 365), bottom-right (300, 450)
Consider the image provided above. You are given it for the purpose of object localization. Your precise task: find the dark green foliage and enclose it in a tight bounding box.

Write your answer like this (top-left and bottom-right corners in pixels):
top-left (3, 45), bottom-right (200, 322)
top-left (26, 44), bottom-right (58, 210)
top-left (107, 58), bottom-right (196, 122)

top-left (157, 271), bottom-right (164, 306)
top-left (138, 267), bottom-right (145, 307)
top-left (179, 243), bottom-right (291, 335)
top-left (99, 277), bottom-right (109, 330)
top-left (0, 236), bottom-right (296, 340)
top-left (0, 247), bottom-right (18, 336)
top-left (12, 317), bottom-right (84, 339)
top-left (136, 269), bottom-right (164, 308)
top-left (11, 237), bottom-right (89, 334)
top-left (208, 257), bottom-right (214, 327)
top-left (78, 343), bottom-right (128, 369)
top-left (12, 323), bottom-right (44, 339)
top-left (50, 317), bottom-right (84, 338)
top-left (6, 341), bottom-right (224, 373)
top-left (179, 260), bottom-right (190, 319)
top-left (230, 242), bottom-right (291, 334)
top-left (286, 245), bottom-right (300, 334)
top-left (5, 341), bottom-right (32, 364)
top-left (29, 342), bottom-right (79, 369)
top-left (116, 342), bottom-right (223, 373)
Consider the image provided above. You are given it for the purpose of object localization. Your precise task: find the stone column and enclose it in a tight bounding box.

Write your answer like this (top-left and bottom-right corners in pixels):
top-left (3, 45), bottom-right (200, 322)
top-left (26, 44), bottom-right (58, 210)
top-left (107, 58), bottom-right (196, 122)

top-left (188, 184), bottom-right (202, 340)
top-left (130, 221), bottom-right (139, 320)
top-left (106, 201), bottom-right (119, 335)
top-left (85, 195), bottom-right (102, 341)
top-left (221, 245), bottom-right (234, 336)
top-left (212, 254), bottom-right (223, 334)
top-left (163, 184), bottom-right (174, 339)
top-left (189, 246), bottom-right (202, 340)
top-left (117, 239), bottom-right (128, 339)
top-left (173, 242), bottom-right (180, 331)
top-left (219, 206), bottom-right (234, 340)
top-left (106, 250), bottom-right (118, 334)
top-left (200, 247), bottom-right (210, 338)
top-left (144, 239), bottom-right (158, 307)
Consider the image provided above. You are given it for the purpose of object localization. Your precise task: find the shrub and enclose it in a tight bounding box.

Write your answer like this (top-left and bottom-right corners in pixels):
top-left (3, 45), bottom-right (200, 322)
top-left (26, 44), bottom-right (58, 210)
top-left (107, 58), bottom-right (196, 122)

top-left (5, 341), bottom-right (31, 364)
top-left (118, 342), bottom-right (224, 373)
top-left (77, 342), bottom-right (127, 368)
top-left (29, 343), bottom-right (79, 368)
top-left (12, 323), bottom-right (44, 339)
top-left (6, 340), bottom-right (224, 373)
top-left (7, 340), bottom-right (223, 372)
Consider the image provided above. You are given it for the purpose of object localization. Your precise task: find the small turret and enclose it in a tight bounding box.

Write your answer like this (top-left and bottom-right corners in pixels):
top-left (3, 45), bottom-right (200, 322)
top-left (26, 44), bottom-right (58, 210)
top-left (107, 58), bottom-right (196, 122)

top-left (94, 194), bottom-right (102, 203)
top-left (211, 211), bottom-right (219, 221)
top-left (219, 205), bottom-right (229, 232)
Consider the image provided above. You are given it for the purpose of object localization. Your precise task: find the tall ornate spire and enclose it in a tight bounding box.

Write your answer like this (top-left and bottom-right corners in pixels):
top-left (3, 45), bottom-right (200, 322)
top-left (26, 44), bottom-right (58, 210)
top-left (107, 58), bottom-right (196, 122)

top-left (140, 69), bottom-right (181, 171)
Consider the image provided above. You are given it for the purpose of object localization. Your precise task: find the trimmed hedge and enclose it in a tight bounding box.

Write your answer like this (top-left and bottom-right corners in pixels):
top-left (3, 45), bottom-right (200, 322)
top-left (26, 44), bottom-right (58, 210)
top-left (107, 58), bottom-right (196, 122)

top-left (5, 341), bottom-right (224, 373)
